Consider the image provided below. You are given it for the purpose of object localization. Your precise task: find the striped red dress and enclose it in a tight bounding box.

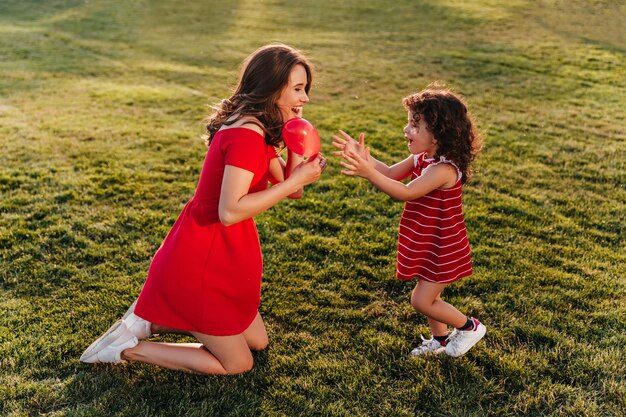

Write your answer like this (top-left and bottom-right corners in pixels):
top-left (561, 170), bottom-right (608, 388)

top-left (396, 153), bottom-right (473, 283)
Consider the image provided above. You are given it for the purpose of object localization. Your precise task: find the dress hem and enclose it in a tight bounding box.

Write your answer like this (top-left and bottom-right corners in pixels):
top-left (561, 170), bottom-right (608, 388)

top-left (395, 271), bottom-right (472, 284)
top-left (136, 307), bottom-right (260, 337)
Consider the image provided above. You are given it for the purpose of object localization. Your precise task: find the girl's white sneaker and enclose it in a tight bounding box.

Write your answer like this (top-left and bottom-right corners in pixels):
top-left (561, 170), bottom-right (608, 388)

top-left (445, 318), bottom-right (486, 357)
top-left (411, 336), bottom-right (445, 356)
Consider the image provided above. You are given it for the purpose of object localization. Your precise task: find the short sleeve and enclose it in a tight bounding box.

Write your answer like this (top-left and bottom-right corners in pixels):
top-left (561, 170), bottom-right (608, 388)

top-left (430, 156), bottom-right (462, 182)
top-left (221, 129), bottom-right (266, 174)
top-left (267, 146), bottom-right (279, 160)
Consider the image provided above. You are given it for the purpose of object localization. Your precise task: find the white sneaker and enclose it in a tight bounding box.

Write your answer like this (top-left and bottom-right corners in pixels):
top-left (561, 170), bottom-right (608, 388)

top-left (445, 318), bottom-right (486, 357)
top-left (411, 336), bottom-right (445, 356)
top-left (80, 320), bottom-right (138, 363)
top-left (123, 312), bottom-right (152, 340)
top-left (84, 335), bottom-right (137, 364)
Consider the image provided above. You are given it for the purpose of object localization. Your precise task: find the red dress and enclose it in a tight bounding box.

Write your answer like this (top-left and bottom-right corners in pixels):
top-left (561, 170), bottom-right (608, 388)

top-left (396, 153), bottom-right (473, 283)
top-left (135, 128), bottom-right (277, 336)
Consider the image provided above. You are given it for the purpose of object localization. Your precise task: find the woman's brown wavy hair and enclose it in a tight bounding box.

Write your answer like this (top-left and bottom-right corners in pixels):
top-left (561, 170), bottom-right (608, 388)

top-left (203, 44), bottom-right (313, 147)
top-left (402, 84), bottom-right (483, 183)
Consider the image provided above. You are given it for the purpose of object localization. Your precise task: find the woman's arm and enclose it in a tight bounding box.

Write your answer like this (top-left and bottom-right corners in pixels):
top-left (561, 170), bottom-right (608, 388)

top-left (219, 155), bottom-right (323, 226)
top-left (268, 150), bottom-right (304, 199)
top-left (340, 149), bottom-right (457, 201)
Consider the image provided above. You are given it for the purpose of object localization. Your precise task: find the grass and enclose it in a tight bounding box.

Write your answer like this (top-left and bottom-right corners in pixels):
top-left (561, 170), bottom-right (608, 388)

top-left (0, 0), bottom-right (624, 416)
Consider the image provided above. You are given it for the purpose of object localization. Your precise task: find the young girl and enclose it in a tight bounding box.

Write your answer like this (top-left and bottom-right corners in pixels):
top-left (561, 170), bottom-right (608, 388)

top-left (333, 85), bottom-right (485, 357)
top-left (80, 44), bottom-right (327, 374)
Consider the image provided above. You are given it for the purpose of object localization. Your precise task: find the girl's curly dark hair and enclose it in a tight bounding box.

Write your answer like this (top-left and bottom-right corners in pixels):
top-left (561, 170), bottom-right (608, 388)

top-left (203, 44), bottom-right (313, 147)
top-left (403, 84), bottom-right (483, 183)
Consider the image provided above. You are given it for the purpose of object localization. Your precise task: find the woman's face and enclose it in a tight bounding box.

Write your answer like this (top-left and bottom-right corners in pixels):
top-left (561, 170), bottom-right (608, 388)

top-left (276, 64), bottom-right (309, 121)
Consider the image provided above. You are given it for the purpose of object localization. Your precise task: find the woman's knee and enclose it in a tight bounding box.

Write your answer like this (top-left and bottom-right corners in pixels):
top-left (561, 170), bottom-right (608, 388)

top-left (243, 312), bottom-right (268, 351)
top-left (221, 355), bottom-right (254, 375)
top-left (248, 334), bottom-right (269, 351)
top-left (190, 352), bottom-right (254, 375)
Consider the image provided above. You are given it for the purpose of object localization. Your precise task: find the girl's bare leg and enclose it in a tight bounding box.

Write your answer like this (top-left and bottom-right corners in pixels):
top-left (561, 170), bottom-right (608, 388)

top-left (411, 280), bottom-right (467, 329)
top-left (121, 312), bottom-right (268, 374)
top-left (427, 293), bottom-right (450, 337)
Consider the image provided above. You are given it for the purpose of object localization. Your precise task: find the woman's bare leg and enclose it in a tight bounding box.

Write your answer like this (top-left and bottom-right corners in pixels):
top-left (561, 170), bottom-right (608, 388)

top-left (241, 312), bottom-right (268, 351)
top-left (122, 336), bottom-right (252, 375)
top-left (121, 311), bottom-right (268, 374)
top-left (121, 342), bottom-right (220, 373)
top-left (149, 312), bottom-right (267, 348)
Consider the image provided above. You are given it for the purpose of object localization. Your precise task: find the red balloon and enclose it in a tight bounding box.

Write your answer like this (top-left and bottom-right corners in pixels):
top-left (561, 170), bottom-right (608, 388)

top-left (282, 118), bottom-right (320, 158)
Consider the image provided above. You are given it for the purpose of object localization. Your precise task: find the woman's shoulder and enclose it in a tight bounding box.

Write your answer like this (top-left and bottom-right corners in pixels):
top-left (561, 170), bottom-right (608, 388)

top-left (216, 120), bottom-right (267, 156)
top-left (219, 116), bottom-right (265, 138)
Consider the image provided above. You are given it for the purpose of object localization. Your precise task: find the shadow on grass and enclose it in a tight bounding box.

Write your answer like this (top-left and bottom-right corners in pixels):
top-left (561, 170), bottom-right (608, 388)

top-left (0, 0), bottom-right (243, 96)
top-left (64, 348), bottom-right (270, 416)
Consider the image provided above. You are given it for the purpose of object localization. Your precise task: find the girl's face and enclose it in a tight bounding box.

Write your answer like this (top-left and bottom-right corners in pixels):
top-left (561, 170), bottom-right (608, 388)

top-left (404, 111), bottom-right (437, 157)
top-left (276, 64), bottom-right (309, 121)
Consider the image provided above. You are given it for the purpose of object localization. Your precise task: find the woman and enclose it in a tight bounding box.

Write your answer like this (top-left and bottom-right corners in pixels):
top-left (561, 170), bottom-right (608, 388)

top-left (80, 44), bottom-right (326, 374)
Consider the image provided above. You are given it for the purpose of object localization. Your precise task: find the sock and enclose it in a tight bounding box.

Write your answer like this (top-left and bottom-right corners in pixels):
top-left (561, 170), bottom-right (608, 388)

top-left (458, 317), bottom-right (474, 331)
top-left (433, 334), bottom-right (449, 346)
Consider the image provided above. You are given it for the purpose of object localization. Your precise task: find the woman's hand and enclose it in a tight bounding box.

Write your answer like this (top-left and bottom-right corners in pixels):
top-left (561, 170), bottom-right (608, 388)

top-left (288, 154), bottom-right (327, 188)
top-left (219, 155), bottom-right (326, 226)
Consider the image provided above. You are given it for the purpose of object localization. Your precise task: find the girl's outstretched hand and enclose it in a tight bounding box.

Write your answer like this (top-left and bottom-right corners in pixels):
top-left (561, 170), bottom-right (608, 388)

top-left (340, 147), bottom-right (375, 179)
top-left (331, 130), bottom-right (367, 159)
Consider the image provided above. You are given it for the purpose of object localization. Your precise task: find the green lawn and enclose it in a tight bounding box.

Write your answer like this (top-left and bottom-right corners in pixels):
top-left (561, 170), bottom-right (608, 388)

top-left (1, 0), bottom-right (625, 416)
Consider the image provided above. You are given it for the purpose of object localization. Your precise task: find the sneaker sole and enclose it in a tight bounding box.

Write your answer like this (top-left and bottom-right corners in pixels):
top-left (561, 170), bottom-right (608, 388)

top-left (446, 324), bottom-right (487, 358)
top-left (411, 347), bottom-right (445, 356)
top-left (80, 320), bottom-right (127, 362)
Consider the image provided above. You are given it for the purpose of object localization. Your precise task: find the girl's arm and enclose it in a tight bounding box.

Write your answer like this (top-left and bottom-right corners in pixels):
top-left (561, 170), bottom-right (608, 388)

top-left (332, 130), bottom-right (413, 180)
top-left (268, 150), bottom-right (304, 199)
top-left (340, 148), bottom-right (457, 201)
top-left (379, 156), bottom-right (415, 181)
top-left (219, 155), bottom-right (324, 226)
